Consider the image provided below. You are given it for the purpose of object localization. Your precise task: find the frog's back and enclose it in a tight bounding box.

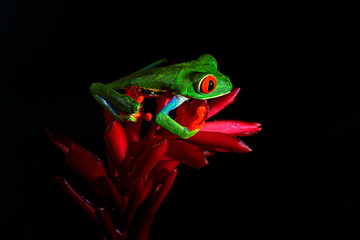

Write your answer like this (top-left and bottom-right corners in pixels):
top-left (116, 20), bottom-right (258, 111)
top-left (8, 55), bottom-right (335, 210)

top-left (105, 64), bottom-right (186, 93)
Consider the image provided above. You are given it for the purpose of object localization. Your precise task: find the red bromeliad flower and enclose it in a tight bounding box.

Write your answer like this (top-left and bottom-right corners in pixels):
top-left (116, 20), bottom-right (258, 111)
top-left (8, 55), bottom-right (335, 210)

top-left (48, 86), bottom-right (261, 240)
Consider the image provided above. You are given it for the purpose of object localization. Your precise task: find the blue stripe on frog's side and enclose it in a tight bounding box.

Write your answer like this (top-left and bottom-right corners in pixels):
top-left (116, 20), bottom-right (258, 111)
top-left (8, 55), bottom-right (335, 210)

top-left (97, 96), bottom-right (118, 114)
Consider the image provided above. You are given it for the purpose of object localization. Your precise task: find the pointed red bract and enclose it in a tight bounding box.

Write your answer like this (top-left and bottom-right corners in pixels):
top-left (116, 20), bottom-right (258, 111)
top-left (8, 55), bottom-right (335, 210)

top-left (201, 120), bottom-right (262, 136)
top-left (122, 176), bottom-right (146, 230)
top-left (140, 161), bottom-right (179, 204)
top-left (132, 215), bottom-right (154, 240)
top-left (185, 131), bottom-right (252, 153)
top-left (47, 129), bottom-right (78, 154)
top-left (126, 121), bottom-right (141, 156)
top-left (104, 109), bottom-right (115, 128)
top-left (207, 88), bottom-right (240, 119)
top-left (66, 143), bottom-right (108, 182)
top-left (55, 176), bottom-right (99, 223)
top-left (66, 143), bottom-right (127, 209)
top-left (166, 141), bottom-right (208, 169)
top-left (141, 169), bottom-right (178, 219)
top-left (105, 121), bottom-right (128, 174)
top-left (128, 140), bottom-right (168, 184)
top-left (97, 207), bottom-right (123, 240)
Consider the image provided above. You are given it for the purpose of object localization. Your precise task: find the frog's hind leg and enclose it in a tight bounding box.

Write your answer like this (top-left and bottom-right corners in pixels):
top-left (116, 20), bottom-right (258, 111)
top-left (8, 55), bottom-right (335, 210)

top-left (90, 82), bottom-right (141, 122)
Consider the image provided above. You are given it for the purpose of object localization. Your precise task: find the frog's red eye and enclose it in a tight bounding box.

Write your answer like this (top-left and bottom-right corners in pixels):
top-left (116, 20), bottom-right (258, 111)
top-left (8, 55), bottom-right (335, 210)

top-left (199, 75), bottom-right (217, 94)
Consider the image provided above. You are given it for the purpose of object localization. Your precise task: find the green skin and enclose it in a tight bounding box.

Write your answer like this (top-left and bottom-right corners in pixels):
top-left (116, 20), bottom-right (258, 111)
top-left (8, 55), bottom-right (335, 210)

top-left (90, 54), bottom-right (233, 138)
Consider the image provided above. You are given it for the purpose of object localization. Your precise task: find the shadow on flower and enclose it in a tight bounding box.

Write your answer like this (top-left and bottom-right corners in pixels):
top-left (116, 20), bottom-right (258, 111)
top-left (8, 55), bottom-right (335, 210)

top-left (48, 86), bottom-right (261, 240)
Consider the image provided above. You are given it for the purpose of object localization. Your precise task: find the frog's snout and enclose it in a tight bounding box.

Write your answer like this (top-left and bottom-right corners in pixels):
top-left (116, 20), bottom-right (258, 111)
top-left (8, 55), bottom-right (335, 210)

top-left (89, 82), bottom-right (103, 96)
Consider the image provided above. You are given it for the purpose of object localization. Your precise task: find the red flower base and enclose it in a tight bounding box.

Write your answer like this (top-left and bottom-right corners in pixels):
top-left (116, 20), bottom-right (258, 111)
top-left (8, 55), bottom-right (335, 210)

top-left (48, 86), bottom-right (261, 240)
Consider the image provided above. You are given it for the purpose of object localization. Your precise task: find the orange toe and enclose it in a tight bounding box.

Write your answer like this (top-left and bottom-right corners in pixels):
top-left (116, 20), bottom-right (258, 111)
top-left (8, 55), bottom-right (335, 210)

top-left (144, 113), bottom-right (152, 121)
top-left (136, 96), bottom-right (144, 104)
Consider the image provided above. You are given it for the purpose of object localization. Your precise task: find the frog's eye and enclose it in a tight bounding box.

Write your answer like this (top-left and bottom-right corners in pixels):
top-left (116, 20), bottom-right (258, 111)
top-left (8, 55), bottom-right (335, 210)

top-left (199, 75), bottom-right (217, 94)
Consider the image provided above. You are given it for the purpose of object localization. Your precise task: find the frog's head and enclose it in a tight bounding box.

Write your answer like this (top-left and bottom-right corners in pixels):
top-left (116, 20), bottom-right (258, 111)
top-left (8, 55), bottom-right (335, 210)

top-left (177, 54), bottom-right (233, 100)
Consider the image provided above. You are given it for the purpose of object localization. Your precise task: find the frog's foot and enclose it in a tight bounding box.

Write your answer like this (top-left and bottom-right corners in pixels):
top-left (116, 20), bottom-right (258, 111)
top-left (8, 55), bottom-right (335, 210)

top-left (129, 96), bottom-right (144, 121)
top-left (132, 96), bottom-right (152, 121)
top-left (90, 83), bottom-right (152, 122)
top-left (143, 113), bottom-right (152, 121)
top-left (184, 105), bottom-right (207, 131)
top-left (125, 111), bottom-right (152, 122)
top-left (117, 96), bottom-right (152, 122)
top-left (116, 110), bottom-right (152, 122)
top-left (175, 99), bottom-right (208, 132)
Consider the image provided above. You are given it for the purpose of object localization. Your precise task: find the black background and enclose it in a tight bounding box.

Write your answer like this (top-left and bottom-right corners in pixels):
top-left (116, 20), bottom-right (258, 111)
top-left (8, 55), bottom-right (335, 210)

top-left (1, 1), bottom-right (359, 239)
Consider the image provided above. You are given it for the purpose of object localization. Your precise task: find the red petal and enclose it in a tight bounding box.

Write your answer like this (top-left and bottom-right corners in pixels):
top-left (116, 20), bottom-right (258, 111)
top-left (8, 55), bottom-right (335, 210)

top-left (201, 120), bottom-right (262, 136)
top-left (201, 147), bottom-right (230, 153)
top-left (66, 143), bottom-right (107, 182)
top-left (66, 143), bottom-right (127, 210)
top-left (142, 169), bottom-right (177, 218)
top-left (125, 164), bottom-right (178, 239)
top-left (150, 161), bottom-right (180, 180)
top-left (128, 140), bottom-right (169, 184)
top-left (104, 109), bottom-right (115, 128)
top-left (122, 176), bottom-right (146, 229)
top-left (126, 121), bottom-right (141, 156)
top-left (130, 215), bottom-right (154, 240)
top-left (155, 128), bottom-right (179, 140)
top-left (55, 176), bottom-right (99, 224)
top-left (104, 121), bottom-right (128, 174)
top-left (207, 88), bottom-right (240, 119)
top-left (140, 161), bottom-right (179, 204)
top-left (125, 85), bottom-right (139, 99)
top-left (47, 129), bottom-right (78, 154)
top-left (97, 208), bottom-right (122, 240)
top-left (185, 131), bottom-right (252, 153)
top-left (165, 141), bottom-right (208, 169)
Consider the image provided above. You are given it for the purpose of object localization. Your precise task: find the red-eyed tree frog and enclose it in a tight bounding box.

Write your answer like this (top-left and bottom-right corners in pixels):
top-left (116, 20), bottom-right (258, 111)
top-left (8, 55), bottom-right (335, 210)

top-left (90, 54), bottom-right (233, 139)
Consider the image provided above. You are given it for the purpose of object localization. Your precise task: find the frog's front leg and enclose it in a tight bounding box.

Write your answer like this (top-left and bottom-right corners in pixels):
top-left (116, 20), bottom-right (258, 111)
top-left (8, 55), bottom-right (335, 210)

top-left (155, 95), bottom-right (199, 139)
top-left (90, 83), bottom-right (141, 122)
